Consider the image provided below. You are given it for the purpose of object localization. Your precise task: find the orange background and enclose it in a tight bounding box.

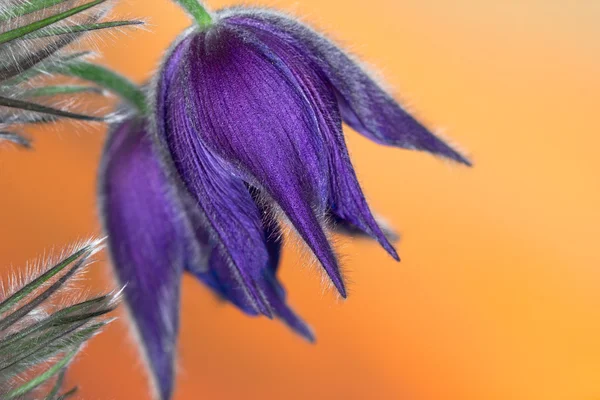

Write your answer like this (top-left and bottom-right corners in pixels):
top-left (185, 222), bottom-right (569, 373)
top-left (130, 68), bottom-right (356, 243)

top-left (1, 0), bottom-right (600, 399)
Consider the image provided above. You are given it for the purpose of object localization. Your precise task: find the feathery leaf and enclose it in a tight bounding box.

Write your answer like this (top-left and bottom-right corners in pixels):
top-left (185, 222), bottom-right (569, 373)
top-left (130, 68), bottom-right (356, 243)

top-left (0, 0), bottom-right (106, 45)
top-left (0, 95), bottom-right (103, 121)
top-left (22, 85), bottom-right (103, 97)
top-left (0, 131), bottom-right (30, 147)
top-left (0, 0), bottom-right (72, 22)
top-left (0, 239), bottom-right (118, 399)
top-left (30, 19), bottom-right (144, 38)
top-left (3, 348), bottom-right (77, 399)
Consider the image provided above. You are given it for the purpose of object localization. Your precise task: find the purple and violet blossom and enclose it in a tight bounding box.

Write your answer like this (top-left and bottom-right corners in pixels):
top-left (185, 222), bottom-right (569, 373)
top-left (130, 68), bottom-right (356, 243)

top-left (99, 3), bottom-right (470, 399)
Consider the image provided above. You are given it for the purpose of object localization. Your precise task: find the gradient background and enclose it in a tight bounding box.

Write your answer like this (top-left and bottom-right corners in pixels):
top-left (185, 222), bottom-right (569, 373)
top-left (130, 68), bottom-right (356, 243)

top-left (1, 0), bottom-right (600, 399)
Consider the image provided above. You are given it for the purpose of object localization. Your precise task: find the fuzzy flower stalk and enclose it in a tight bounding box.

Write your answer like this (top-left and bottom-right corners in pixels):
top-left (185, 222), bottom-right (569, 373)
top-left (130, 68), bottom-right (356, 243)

top-left (0, 239), bottom-right (119, 399)
top-left (99, 1), bottom-right (471, 399)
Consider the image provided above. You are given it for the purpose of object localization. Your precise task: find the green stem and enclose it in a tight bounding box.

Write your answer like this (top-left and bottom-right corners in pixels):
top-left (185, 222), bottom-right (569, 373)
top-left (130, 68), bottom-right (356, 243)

top-left (51, 61), bottom-right (148, 114)
top-left (175, 0), bottom-right (212, 29)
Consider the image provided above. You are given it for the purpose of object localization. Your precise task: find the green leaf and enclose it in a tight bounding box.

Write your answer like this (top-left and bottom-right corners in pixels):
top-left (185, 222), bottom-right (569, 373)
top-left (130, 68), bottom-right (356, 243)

top-left (0, 51), bottom-right (93, 87)
top-left (44, 367), bottom-right (66, 400)
top-left (0, 295), bottom-right (116, 354)
top-left (0, 308), bottom-right (115, 363)
top-left (0, 131), bottom-right (31, 148)
top-left (0, 319), bottom-right (107, 377)
top-left (3, 348), bottom-right (78, 399)
top-left (31, 20), bottom-right (144, 38)
top-left (0, 0), bottom-right (71, 22)
top-left (0, 245), bottom-right (91, 316)
top-left (0, 240), bottom-right (115, 399)
top-left (0, 32), bottom-right (83, 82)
top-left (1, 113), bottom-right (58, 124)
top-left (22, 84), bottom-right (103, 98)
top-left (0, 0), bottom-right (106, 45)
top-left (0, 95), bottom-right (103, 121)
top-left (54, 61), bottom-right (147, 113)
top-left (56, 387), bottom-right (78, 400)
top-left (0, 249), bottom-right (93, 331)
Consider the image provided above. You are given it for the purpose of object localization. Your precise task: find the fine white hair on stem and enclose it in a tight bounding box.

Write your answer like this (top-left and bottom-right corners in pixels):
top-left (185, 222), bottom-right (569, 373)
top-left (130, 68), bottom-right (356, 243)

top-left (0, 237), bottom-right (105, 304)
top-left (0, 236), bottom-right (119, 399)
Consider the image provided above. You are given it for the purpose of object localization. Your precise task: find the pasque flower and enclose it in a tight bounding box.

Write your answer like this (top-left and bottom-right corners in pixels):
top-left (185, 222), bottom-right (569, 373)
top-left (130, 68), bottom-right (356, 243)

top-left (99, 2), bottom-right (470, 399)
top-left (100, 114), bottom-right (316, 400)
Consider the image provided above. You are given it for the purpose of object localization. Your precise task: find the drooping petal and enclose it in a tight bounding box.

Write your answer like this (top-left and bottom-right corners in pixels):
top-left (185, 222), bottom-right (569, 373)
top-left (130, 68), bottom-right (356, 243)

top-left (155, 32), bottom-right (276, 313)
top-left (219, 8), bottom-right (471, 165)
top-left (99, 117), bottom-right (187, 400)
top-left (186, 205), bottom-right (315, 341)
top-left (222, 20), bottom-right (399, 260)
top-left (259, 217), bottom-right (315, 341)
top-left (155, 26), bottom-right (347, 297)
top-left (191, 249), bottom-right (260, 315)
top-left (329, 212), bottom-right (400, 243)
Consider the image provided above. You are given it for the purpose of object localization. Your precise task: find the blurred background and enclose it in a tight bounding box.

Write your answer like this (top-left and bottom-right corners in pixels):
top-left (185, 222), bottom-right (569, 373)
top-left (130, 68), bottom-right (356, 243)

top-left (1, 0), bottom-right (600, 399)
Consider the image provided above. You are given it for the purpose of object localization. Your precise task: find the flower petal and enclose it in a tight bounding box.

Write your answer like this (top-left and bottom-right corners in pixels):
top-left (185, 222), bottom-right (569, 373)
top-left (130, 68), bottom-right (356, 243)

top-left (155, 33), bottom-right (277, 313)
top-left (223, 20), bottom-right (400, 260)
top-left (260, 218), bottom-right (316, 342)
top-left (329, 212), bottom-right (400, 243)
top-left (156, 27), bottom-right (347, 297)
top-left (186, 214), bottom-right (315, 341)
top-left (182, 186), bottom-right (313, 338)
top-left (219, 9), bottom-right (471, 166)
top-left (191, 249), bottom-right (260, 315)
top-left (99, 118), bottom-right (186, 400)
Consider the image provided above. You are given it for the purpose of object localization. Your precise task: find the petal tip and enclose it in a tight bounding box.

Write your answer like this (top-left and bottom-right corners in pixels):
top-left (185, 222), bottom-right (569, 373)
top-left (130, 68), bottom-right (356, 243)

top-left (256, 289), bottom-right (275, 319)
top-left (324, 267), bottom-right (347, 298)
top-left (454, 152), bottom-right (473, 167)
top-left (380, 240), bottom-right (400, 262)
top-left (337, 284), bottom-right (348, 299)
top-left (439, 141), bottom-right (473, 167)
top-left (302, 329), bottom-right (317, 344)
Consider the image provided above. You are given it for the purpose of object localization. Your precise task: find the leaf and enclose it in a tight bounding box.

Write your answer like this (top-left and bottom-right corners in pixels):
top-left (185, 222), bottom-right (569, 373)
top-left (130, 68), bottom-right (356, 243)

top-left (0, 250), bottom-right (93, 331)
top-left (0, 51), bottom-right (93, 86)
top-left (44, 367), bottom-right (66, 400)
top-left (30, 20), bottom-right (144, 38)
top-left (55, 386), bottom-right (78, 400)
top-left (3, 348), bottom-right (78, 399)
top-left (0, 0), bottom-right (106, 45)
top-left (0, 95), bottom-right (103, 121)
top-left (0, 131), bottom-right (31, 148)
top-left (0, 295), bottom-right (116, 354)
top-left (0, 32), bottom-right (82, 81)
top-left (0, 0), bottom-right (71, 22)
top-left (22, 84), bottom-right (103, 97)
top-left (0, 239), bottom-right (116, 399)
top-left (0, 113), bottom-right (58, 124)
top-left (0, 245), bottom-right (91, 316)
top-left (0, 320), bottom-right (108, 378)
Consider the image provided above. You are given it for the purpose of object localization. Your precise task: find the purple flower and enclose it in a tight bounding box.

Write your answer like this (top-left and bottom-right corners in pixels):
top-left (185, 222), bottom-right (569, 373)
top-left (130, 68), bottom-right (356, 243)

top-left (99, 6), bottom-right (469, 400)
top-left (100, 116), bottom-right (316, 400)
